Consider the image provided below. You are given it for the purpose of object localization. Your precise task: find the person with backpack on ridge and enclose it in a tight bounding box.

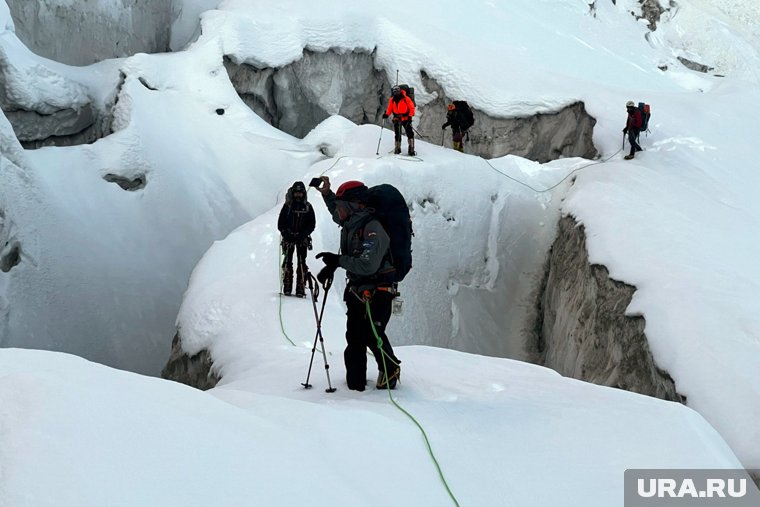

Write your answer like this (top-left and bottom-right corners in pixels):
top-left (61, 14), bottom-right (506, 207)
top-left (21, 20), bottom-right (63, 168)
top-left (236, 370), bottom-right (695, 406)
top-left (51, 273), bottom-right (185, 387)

top-left (277, 181), bottom-right (315, 297)
top-left (441, 102), bottom-right (468, 152)
top-left (382, 85), bottom-right (416, 156)
top-left (313, 177), bottom-right (402, 391)
top-left (623, 100), bottom-right (643, 160)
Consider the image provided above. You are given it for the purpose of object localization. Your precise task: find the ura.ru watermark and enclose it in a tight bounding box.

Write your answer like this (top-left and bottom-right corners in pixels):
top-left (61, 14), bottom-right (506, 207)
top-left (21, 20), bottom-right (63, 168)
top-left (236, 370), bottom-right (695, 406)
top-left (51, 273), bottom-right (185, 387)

top-left (624, 469), bottom-right (760, 506)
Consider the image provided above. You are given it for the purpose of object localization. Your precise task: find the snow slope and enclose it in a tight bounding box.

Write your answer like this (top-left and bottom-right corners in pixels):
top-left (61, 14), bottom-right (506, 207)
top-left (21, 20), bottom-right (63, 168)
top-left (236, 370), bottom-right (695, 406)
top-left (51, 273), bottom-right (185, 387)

top-left (0, 345), bottom-right (743, 506)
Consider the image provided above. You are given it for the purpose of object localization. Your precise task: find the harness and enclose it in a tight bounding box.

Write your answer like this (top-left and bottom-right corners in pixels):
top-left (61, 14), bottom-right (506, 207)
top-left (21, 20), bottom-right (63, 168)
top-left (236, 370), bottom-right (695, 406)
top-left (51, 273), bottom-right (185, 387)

top-left (348, 283), bottom-right (399, 303)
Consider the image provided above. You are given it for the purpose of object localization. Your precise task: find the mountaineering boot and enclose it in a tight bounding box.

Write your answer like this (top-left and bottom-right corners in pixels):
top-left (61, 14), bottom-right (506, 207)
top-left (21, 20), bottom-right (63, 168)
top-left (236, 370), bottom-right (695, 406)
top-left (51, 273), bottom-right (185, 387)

top-left (407, 138), bottom-right (416, 156)
top-left (624, 154), bottom-right (634, 160)
top-left (282, 267), bottom-right (293, 295)
top-left (376, 365), bottom-right (400, 389)
top-left (295, 275), bottom-right (305, 298)
top-left (394, 140), bottom-right (402, 155)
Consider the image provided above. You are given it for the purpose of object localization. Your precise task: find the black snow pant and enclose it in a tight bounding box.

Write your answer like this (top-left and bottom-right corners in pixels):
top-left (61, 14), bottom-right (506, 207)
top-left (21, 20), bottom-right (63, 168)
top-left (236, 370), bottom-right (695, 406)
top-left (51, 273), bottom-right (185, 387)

top-left (451, 127), bottom-right (464, 152)
top-left (282, 241), bottom-right (308, 290)
top-left (628, 129), bottom-right (642, 156)
top-left (392, 119), bottom-right (414, 142)
top-left (343, 287), bottom-right (400, 391)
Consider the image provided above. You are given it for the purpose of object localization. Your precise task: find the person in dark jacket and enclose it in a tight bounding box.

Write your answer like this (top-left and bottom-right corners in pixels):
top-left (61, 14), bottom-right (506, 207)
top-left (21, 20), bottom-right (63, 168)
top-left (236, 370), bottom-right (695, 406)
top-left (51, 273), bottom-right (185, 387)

top-left (382, 85), bottom-right (416, 156)
top-left (277, 181), bottom-right (315, 297)
top-left (314, 177), bottom-right (401, 391)
top-left (441, 103), bottom-right (465, 152)
top-left (623, 100), bottom-right (643, 160)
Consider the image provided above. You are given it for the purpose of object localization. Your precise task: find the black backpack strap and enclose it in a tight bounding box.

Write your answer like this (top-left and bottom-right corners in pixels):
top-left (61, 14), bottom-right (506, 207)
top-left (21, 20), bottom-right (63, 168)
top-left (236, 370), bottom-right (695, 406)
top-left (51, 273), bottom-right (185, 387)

top-left (355, 214), bottom-right (373, 238)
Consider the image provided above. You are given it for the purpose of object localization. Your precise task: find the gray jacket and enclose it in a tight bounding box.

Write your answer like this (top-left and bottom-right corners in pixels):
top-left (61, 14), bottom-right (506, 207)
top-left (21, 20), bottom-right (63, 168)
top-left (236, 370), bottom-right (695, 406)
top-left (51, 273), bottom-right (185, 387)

top-left (323, 190), bottom-right (394, 284)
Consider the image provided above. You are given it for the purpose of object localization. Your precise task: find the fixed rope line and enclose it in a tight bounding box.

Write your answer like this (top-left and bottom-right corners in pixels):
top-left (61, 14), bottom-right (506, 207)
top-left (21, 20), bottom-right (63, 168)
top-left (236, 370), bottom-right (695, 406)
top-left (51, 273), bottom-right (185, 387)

top-left (315, 155), bottom-right (346, 180)
top-left (410, 122), bottom-right (622, 193)
top-left (481, 147), bottom-right (623, 194)
top-left (365, 300), bottom-right (460, 507)
top-left (277, 243), bottom-right (297, 347)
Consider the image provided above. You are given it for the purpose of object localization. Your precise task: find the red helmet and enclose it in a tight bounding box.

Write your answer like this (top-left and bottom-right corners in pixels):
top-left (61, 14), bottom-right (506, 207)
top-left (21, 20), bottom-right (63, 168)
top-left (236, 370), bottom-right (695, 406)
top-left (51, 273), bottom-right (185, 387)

top-left (335, 180), bottom-right (368, 201)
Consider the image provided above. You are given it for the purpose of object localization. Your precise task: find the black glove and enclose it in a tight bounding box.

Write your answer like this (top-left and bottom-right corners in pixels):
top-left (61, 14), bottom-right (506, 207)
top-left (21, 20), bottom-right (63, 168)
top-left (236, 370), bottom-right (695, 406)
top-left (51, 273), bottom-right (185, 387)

top-left (382, 113), bottom-right (389, 119)
top-left (305, 236), bottom-right (313, 250)
top-left (623, 127), bottom-right (628, 134)
top-left (316, 252), bottom-right (340, 270)
top-left (317, 265), bottom-right (334, 285)
top-left (316, 252), bottom-right (340, 285)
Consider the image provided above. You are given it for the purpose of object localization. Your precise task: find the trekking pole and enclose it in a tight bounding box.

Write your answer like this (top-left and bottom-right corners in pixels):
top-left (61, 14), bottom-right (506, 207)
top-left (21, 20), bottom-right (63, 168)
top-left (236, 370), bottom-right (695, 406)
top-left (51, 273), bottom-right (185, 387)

top-left (376, 118), bottom-right (386, 155)
top-left (441, 130), bottom-right (445, 146)
top-left (301, 272), bottom-right (320, 388)
top-left (411, 125), bottom-right (427, 141)
top-left (622, 132), bottom-right (626, 150)
top-left (301, 272), bottom-right (337, 392)
top-left (395, 69), bottom-right (399, 86)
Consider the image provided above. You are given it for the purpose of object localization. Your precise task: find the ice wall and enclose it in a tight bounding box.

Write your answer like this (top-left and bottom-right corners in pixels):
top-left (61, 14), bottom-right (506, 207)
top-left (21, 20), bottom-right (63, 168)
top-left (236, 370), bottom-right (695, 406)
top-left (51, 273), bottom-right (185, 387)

top-left (5, 0), bottom-right (174, 66)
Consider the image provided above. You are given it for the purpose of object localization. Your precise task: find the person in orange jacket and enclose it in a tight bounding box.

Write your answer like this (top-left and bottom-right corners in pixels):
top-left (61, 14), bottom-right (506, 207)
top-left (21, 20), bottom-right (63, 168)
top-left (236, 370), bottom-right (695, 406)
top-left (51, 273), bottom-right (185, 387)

top-left (382, 85), bottom-right (416, 156)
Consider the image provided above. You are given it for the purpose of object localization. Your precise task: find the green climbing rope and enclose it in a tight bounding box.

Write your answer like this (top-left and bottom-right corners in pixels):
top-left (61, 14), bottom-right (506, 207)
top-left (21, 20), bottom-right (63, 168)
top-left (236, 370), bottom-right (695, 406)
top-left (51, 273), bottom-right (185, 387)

top-left (366, 299), bottom-right (460, 507)
top-left (277, 242), bottom-right (297, 347)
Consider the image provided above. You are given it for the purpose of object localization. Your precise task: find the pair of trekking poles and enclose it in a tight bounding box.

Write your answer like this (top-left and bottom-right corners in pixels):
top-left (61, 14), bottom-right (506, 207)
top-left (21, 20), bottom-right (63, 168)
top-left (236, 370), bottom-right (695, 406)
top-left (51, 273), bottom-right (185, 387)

top-left (299, 270), bottom-right (398, 393)
top-left (301, 271), bottom-right (337, 392)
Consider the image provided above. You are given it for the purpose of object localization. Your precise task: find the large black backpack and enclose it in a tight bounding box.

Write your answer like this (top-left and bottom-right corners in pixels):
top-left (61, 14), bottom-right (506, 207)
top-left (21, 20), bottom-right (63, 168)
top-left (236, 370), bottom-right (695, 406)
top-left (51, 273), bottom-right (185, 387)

top-left (364, 184), bottom-right (413, 282)
top-left (453, 100), bottom-right (475, 130)
top-left (398, 84), bottom-right (416, 105)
